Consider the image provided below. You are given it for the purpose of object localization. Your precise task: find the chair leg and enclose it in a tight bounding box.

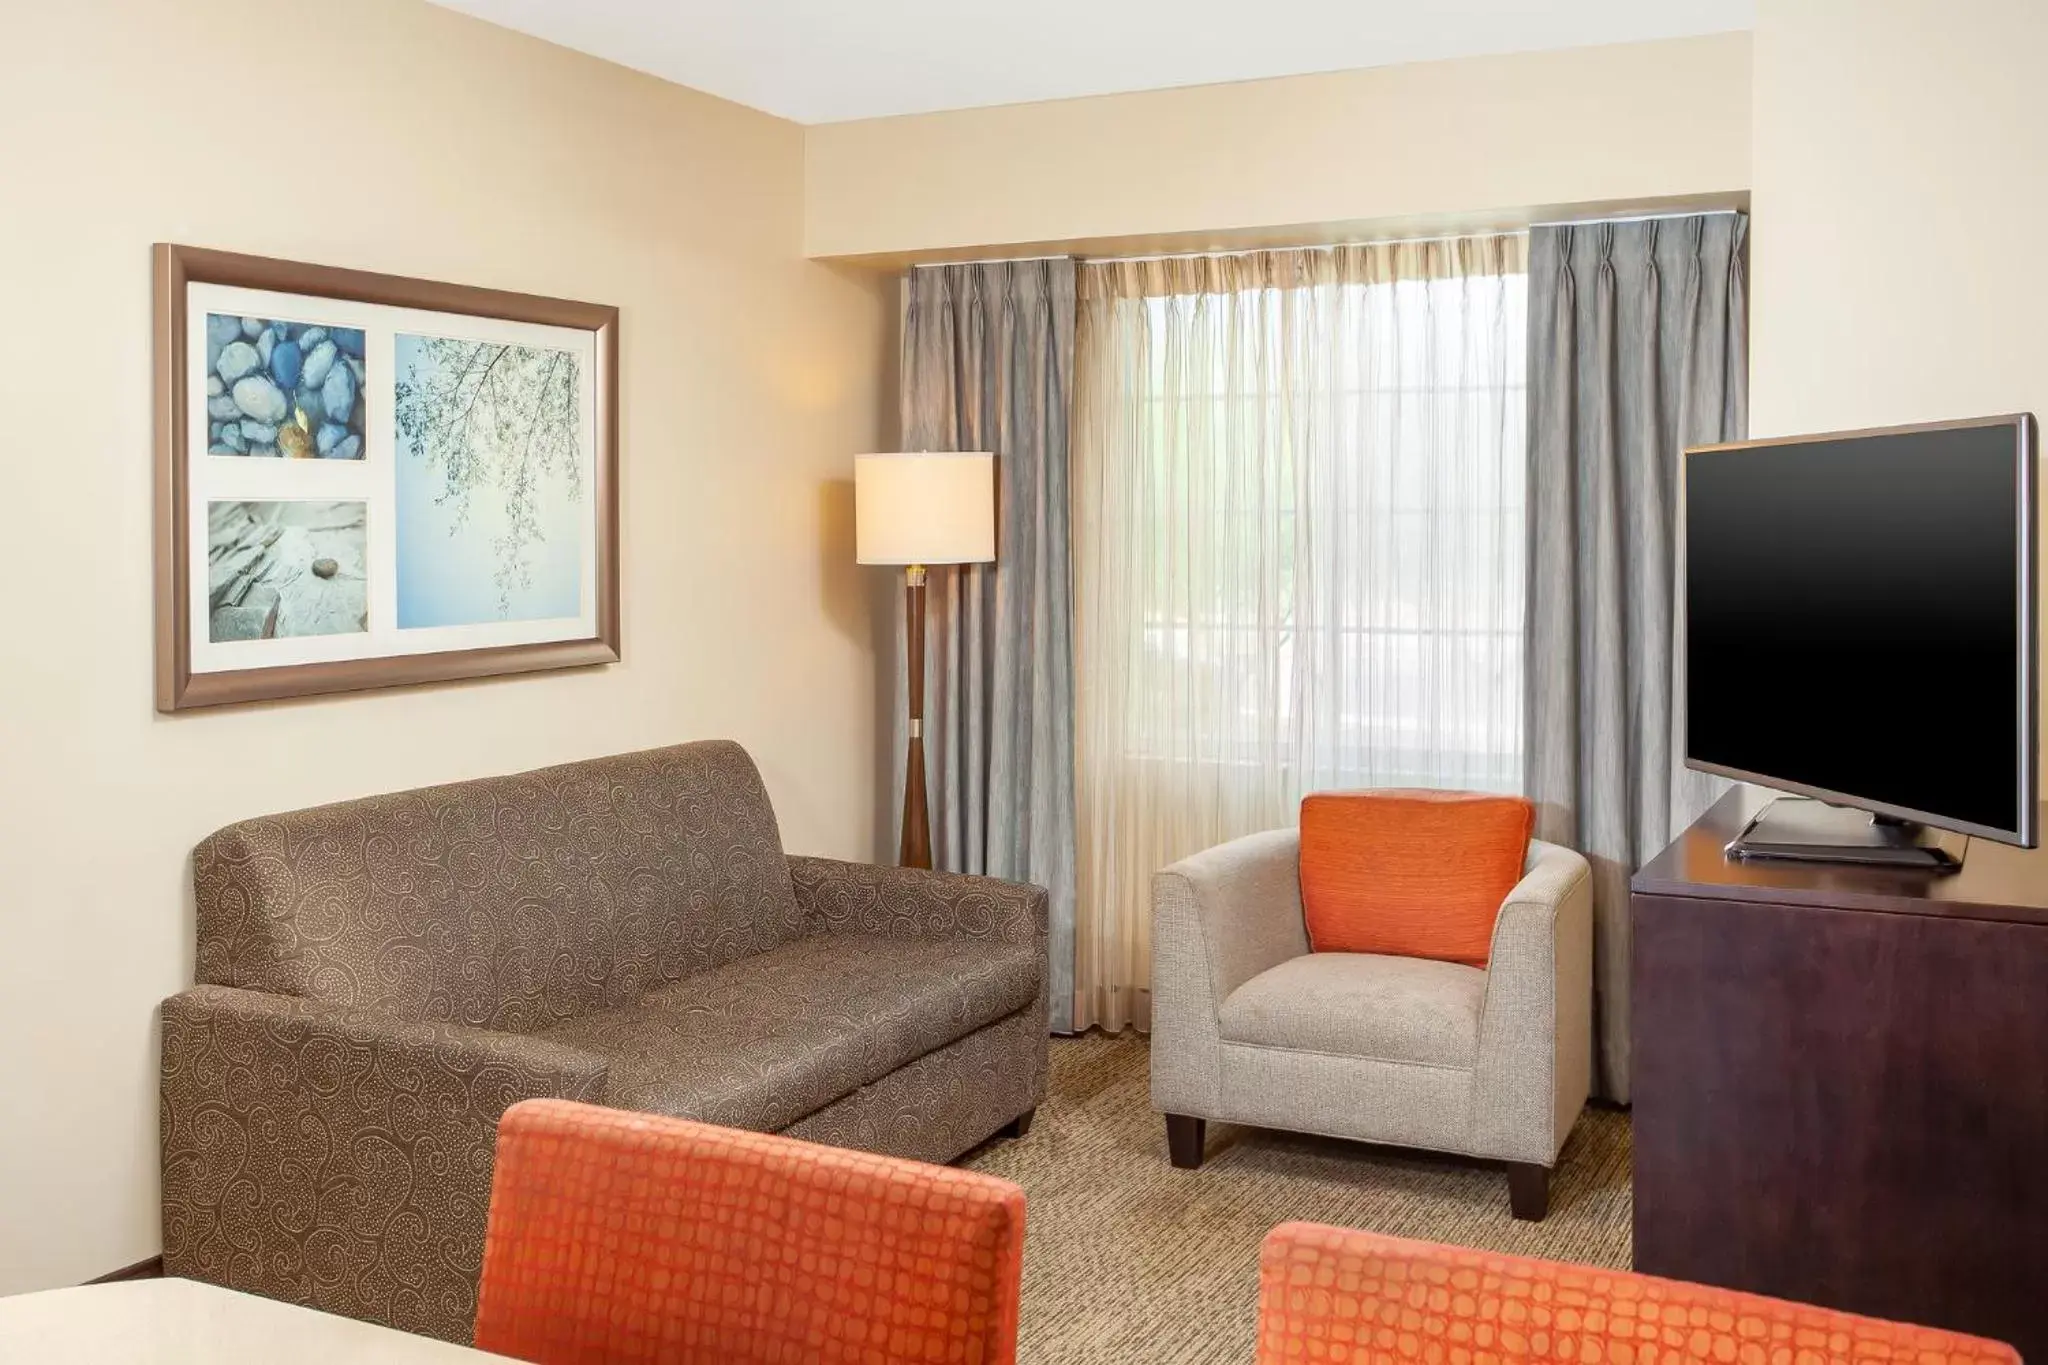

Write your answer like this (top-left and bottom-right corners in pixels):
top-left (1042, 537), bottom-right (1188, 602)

top-left (1166, 1114), bottom-right (1206, 1170)
top-left (999, 1109), bottom-right (1035, 1139)
top-left (1507, 1162), bottom-right (1550, 1221)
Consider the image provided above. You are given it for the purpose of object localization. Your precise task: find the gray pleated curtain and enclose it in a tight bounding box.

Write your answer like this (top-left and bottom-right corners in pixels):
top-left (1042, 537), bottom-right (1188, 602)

top-left (900, 259), bottom-right (1079, 1034)
top-left (1525, 213), bottom-right (1748, 1103)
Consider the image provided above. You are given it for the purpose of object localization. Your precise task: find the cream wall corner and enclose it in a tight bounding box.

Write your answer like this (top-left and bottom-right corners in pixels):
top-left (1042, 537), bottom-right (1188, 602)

top-left (803, 33), bottom-right (1753, 262)
top-left (1749, 0), bottom-right (2048, 796)
top-left (1749, 0), bottom-right (2048, 438)
top-left (0, 0), bottom-right (890, 1292)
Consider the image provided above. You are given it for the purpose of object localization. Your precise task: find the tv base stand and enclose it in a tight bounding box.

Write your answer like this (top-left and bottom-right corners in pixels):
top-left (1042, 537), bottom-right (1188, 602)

top-left (1725, 796), bottom-right (1962, 871)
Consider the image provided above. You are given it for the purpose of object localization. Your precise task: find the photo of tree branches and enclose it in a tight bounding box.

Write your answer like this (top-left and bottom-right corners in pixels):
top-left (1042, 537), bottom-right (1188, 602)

top-left (394, 333), bottom-right (585, 628)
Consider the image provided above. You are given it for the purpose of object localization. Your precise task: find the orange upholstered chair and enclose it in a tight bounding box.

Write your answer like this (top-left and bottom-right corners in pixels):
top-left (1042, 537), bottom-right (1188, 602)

top-left (475, 1098), bottom-right (1027, 1365)
top-left (1256, 1223), bottom-right (2022, 1365)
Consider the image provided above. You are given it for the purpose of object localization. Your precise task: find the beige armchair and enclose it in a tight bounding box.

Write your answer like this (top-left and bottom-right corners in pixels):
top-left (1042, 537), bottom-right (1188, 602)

top-left (1149, 828), bottom-right (1591, 1218)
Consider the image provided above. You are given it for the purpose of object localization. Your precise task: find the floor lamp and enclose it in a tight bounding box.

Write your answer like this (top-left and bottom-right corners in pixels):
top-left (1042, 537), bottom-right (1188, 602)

top-left (855, 452), bottom-right (996, 870)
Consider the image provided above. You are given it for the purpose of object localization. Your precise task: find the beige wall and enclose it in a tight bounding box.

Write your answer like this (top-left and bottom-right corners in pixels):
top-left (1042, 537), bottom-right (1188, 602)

top-left (804, 34), bottom-right (1753, 261)
top-left (0, 0), bottom-right (890, 1291)
top-left (1749, 0), bottom-right (2048, 792)
top-left (1749, 0), bottom-right (2048, 437)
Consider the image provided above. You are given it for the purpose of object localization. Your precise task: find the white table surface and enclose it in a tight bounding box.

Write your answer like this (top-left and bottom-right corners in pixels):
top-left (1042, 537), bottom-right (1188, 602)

top-left (0, 1278), bottom-right (517, 1362)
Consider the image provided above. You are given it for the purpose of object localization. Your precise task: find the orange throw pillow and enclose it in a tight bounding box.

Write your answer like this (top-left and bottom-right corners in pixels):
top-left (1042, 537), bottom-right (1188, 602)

top-left (1298, 790), bottom-right (1534, 965)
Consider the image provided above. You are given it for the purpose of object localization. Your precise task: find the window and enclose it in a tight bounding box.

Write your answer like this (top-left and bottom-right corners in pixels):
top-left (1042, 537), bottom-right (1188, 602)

top-left (1070, 239), bottom-right (1527, 1029)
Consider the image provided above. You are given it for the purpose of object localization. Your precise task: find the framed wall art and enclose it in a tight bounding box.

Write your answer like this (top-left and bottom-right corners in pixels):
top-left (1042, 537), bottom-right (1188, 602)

top-left (152, 244), bottom-right (619, 710)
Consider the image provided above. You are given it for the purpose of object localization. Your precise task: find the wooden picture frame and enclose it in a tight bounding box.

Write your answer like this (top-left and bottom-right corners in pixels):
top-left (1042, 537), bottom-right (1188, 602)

top-left (153, 244), bottom-right (620, 711)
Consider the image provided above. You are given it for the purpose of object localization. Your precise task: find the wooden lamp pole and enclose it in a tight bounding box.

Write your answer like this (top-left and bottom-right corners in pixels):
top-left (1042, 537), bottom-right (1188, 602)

top-left (900, 563), bottom-right (932, 869)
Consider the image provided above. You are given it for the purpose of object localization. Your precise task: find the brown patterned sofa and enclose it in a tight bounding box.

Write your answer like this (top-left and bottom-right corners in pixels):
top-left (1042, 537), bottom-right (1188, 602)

top-left (159, 741), bottom-right (1048, 1343)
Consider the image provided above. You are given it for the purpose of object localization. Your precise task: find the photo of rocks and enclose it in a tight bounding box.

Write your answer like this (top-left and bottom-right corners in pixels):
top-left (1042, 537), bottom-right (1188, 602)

top-left (204, 314), bottom-right (366, 458)
top-left (207, 500), bottom-right (368, 642)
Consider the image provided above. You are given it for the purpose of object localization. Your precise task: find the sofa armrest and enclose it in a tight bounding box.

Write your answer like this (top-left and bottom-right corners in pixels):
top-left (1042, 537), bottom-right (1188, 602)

top-left (1150, 829), bottom-right (1309, 1118)
top-left (1155, 829), bottom-right (1310, 1007)
top-left (160, 985), bottom-right (609, 1342)
top-left (787, 855), bottom-right (1047, 950)
top-left (1471, 840), bottom-right (1593, 1165)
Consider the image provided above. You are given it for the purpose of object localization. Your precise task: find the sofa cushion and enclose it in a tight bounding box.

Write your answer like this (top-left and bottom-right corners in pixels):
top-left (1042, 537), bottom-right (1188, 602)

top-left (540, 932), bottom-right (1042, 1131)
top-left (1298, 789), bottom-right (1533, 965)
top-left (1217, 952), bottom-right (1485, 1068)
top-left (191, 741), bottom-right (806, 1032)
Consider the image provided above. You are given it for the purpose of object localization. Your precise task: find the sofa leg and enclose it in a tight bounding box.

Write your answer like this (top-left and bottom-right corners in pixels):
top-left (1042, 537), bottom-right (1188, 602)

top-left (1166, 1114), bottom-right (1206, 1170)
top-left (1000, 1109), bottom-right (1035, 1139)
top-left (1507, 1162), bottom-right (1550, 1221)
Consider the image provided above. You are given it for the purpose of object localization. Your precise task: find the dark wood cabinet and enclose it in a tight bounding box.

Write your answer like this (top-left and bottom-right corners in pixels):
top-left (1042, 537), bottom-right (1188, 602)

top-left (1632, 789), bottom-right (2048, 1358)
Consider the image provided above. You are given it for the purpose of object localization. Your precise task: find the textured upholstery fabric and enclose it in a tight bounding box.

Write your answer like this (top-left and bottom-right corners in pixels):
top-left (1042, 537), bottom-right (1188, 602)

top-left (1256, 1224), bottom-right (2019, 1365)
top-left (1220, 953), bottom-right (1484, 1067)
top-left (159, 985), bottom-right (611, 1340)
top-left (783, 1006), bottom-right (1049, 1166)
top-left (1151, 833), bottom-right (1590, 1165)
top-left (542, 933), bottom-right (1040, 1130)
top-left (1150, 829), bottom-right (1308, 1121)
top-left (789, 854), bottom-right (1046, 949)
top-left (1474, 844), bottom-right (1595, 1165)
top-left (162, 744), bottom-right (1050, 1345)
top-left (477, 1100), bottom-right (1026, 1365)
top-left (1298, 790), bottom-right (1534, 963)
top-left (1164, 829), bottom-right (1312, 1007)
top-left (1220, 1042), bottom-right (1476, 1153)
top-left (193, 741), bottom-right (806, 1031)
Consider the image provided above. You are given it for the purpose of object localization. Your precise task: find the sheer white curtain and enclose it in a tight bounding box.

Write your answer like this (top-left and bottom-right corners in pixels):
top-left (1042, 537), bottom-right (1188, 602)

top-left (1072, 237), bottom-right (1528, 1033)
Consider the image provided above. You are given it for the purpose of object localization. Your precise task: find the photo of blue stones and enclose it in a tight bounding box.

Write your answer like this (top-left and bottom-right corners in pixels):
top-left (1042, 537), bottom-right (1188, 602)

top-left (204, 313), bottom-right (366, 458)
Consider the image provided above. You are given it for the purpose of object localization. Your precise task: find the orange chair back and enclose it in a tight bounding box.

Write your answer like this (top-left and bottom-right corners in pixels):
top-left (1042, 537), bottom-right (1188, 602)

top-left (476, 1099), bottom-right (1026, 1365)
top-left (1257, 1222), bottom-right (2021, 1365)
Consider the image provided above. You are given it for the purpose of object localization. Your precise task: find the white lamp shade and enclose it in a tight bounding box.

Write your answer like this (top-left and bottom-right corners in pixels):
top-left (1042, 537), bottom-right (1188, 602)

top-left (854, 453), bottom-right (997, 566)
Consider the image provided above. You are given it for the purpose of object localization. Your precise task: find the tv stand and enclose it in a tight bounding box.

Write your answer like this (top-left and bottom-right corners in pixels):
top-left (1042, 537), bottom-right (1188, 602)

top-left (1725, 795), bottom-right (1962, 871)
top-left (1632, 788), bottom-right (2048, 1360)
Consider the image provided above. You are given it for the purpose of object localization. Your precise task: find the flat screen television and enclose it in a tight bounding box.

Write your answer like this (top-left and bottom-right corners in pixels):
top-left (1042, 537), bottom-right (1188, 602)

top-left (1685, 413), bottom-right (2039, 864)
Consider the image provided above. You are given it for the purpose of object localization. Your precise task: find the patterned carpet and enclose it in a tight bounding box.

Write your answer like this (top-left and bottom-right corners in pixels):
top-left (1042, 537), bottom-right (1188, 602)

top-left (962, 1030), bottom-right (1633, 1365)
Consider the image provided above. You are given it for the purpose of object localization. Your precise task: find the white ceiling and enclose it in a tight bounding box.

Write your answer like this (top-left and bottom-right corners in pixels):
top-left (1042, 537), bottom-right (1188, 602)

top-left (428, 0), bottom-right (1754, 125)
